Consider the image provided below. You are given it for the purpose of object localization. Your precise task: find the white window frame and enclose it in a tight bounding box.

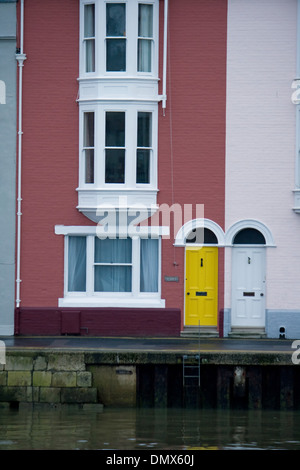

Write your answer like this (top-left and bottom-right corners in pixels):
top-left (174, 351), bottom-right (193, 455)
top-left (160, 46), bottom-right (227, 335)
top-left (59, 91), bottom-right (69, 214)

top-left (79, 102), bottom-right (158, 190)
top-left (56, 225), bottom-right (166, 308)
top-left (79, 0), bottom-right (159, 78)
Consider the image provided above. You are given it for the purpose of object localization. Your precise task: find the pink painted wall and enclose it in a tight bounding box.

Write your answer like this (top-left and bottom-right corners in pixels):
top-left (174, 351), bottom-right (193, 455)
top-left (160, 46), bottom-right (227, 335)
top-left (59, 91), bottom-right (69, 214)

top-left (225, 0), bottom-right (300, 312)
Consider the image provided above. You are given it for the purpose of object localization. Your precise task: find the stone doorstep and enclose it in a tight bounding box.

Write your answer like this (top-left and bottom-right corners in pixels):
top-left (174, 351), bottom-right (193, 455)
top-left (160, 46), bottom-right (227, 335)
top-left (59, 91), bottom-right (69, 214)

top-left (228, 328), bottom-right (267, 339)
top-left (180, 326), bottom-right (219, 338)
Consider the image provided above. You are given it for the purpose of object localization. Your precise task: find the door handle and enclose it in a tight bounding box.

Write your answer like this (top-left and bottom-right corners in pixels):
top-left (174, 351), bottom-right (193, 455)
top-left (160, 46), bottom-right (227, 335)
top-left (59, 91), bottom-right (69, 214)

top-left (201, 258), bottom-right (203, 267)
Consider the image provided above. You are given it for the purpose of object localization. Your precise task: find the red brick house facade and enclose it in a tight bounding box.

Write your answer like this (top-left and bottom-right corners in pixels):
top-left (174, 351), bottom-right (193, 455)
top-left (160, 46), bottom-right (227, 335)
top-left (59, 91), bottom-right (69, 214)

top-left (14, 0), bottom-right (227, 336)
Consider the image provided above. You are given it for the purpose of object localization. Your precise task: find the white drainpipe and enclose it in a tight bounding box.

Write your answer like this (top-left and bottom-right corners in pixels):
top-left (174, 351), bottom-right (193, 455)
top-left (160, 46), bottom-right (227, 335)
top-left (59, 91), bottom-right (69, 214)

top-left (15, 0), bottom-right (26, 308)
top-left (161, 0), bottom-right (168, 112)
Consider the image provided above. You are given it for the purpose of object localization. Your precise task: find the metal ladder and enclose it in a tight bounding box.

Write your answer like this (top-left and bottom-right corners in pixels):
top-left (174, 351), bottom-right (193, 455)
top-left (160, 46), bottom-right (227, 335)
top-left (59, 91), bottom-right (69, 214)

top-left (182, 321), bottom-right (201, 388)
top-left (182, 354), bottom-right (200, 387)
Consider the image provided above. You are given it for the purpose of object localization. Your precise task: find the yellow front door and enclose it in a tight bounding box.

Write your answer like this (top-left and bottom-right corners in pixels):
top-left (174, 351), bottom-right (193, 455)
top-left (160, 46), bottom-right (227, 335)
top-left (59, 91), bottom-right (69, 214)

top-left (185, 247), bottom-right (218, 326)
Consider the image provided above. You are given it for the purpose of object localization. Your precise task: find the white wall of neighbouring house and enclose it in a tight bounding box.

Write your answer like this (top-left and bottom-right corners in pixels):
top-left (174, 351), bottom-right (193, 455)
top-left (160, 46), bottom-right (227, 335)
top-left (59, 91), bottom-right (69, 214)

top-left (225, 0), bottom-right (300, 319)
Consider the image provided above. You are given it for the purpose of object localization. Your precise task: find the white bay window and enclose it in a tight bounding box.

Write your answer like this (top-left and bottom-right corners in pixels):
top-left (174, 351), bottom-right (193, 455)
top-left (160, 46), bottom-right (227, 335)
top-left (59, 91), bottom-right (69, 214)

top-left (78, 104), bottom-right (158, 222)
top-left (78, 0), bottom-right (160, 224)
top-left (81, 107), bottom-right (154, 187)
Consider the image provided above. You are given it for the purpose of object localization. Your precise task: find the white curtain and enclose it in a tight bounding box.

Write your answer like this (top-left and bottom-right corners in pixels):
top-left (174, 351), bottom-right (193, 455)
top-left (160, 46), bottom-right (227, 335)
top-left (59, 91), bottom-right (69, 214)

top-left (138, 40), bottom-right (151, 72)
top-left (94, 238), bottom-right (132, 292)
top-left (140, 238), bottom-right (158, 292)
top-left (84, 4), bottom-right (95, 72)
top-left (68, 236), bottom-right (86, 292)
top-left (138, 4), bottom-right (153, 72)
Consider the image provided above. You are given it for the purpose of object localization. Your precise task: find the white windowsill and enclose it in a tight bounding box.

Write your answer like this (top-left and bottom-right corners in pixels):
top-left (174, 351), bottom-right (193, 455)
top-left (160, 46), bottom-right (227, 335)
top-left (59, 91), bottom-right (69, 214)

top-left (58, 296), bottom-right (166, 309)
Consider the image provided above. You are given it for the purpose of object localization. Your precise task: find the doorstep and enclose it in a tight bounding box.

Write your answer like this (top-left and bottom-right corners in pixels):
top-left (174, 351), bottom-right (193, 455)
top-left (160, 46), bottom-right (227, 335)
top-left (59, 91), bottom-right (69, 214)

top-left (228, 327), bottom-right (267, 339)
top-left (180, 326), bottom-right (219, 338)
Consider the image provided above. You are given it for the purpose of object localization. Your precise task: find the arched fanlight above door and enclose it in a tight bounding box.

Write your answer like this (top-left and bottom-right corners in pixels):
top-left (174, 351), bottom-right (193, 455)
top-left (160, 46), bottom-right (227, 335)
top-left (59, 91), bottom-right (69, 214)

top-left (233, 228), bottom-right (266, 245)
top-left (186, 227), bottom-right (218, 244)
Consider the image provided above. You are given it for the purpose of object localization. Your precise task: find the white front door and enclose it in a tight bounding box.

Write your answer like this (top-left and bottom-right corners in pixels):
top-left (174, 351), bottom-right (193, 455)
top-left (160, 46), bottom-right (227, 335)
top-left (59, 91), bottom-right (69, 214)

top-left (231, 247), bottom-right (266, 328)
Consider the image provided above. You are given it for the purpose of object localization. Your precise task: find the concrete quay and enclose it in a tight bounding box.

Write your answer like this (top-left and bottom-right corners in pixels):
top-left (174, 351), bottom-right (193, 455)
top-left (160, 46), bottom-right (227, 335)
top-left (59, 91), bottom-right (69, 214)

top-left (0, 336), bottom-right (299, 409)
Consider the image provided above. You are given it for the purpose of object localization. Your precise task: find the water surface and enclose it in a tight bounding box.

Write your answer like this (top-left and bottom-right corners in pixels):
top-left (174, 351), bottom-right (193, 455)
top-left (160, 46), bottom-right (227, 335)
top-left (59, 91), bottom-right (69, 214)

top-left (0, 406), bottom-right (300, 450)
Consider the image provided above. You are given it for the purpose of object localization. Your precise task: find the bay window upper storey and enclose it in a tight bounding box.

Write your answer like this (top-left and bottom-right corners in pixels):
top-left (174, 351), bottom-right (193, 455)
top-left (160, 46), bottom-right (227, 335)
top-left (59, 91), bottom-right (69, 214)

top-left (78, 0), bottom-right (160, 223)
top-left (79, 103), bottom-right (158, 189)
top-left (81, 0), bottom-right (158, 78)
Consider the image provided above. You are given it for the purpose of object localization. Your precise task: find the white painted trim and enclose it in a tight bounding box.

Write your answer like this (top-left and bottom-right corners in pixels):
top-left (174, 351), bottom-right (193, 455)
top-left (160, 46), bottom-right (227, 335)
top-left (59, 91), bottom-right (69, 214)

top-left (225, 219), bottom-right (276, 247)
top-left (174, 218), bottom-right (275, 247)
top-left (55, 224), bottom-right (169, 237)
top-left (174, 218), bottom-right (225, 247)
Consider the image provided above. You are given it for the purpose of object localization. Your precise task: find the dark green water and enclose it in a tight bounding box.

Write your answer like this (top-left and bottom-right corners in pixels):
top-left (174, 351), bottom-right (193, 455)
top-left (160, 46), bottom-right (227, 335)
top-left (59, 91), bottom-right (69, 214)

top-left (0, 406), bottom-right (300, 450)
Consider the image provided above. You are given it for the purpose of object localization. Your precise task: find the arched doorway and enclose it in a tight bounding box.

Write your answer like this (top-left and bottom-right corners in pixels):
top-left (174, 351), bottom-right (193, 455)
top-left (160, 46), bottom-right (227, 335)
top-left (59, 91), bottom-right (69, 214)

top-left (231, 227), bottom-right (266, 329)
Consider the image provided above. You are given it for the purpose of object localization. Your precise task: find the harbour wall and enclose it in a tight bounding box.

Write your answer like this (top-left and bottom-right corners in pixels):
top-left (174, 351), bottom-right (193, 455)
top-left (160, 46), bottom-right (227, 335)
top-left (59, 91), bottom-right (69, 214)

top-left (0, 349), bottom-right (299, 410)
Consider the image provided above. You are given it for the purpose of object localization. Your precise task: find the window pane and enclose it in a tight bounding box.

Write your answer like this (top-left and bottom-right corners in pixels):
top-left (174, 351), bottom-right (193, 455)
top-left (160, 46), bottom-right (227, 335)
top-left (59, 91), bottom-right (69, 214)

top-left (85, 149), bottom-right (94, 183)
top-left (138, 39), bottom-right (151, 72)
top-left (68, 236), bottom-right (86, 292)
top-left (106, 112), bottom-right (125, 147)
top-left (94, 237), bottom-right (132, 293)
top-left (138, 4), bottom-right (153, 72)
top-left (84, 4), bottom-right (95, 37)
top-left (106, 3), bottom-right (126, 72)
top-left (106, 39), bottom-right (126, 71)
top-left (106, 3), bottom-right (126, 36)
top-left (84, 112), bottom-right (94, 147)
top-left (138, 112), bottom-right (151, 147)
top-left (85, 39), bottom-right (95, 72)
top-left (138, 4), bottom-right (153, 37)
top-left (95, 238), bottom-right (132, 263)
top-left (94, 266), bottom-right (132, 292)
top-left (84, 4), bottom-right (95, 72)
top-left (140, 238), bottom-right (158, 292)
top-left (137, 112), bottom-right (151, 183)
top-left (105, 149), bottom-right (125, 183)
top-left (137, 149), bottom-right (150, 183)
top-left (84, 112), bottom-right (94, 183)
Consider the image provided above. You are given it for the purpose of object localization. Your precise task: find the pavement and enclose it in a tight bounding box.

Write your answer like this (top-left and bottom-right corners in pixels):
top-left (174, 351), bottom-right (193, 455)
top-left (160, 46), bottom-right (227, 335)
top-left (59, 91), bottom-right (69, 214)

top-left (0, 335), bottom-right (296, 355)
